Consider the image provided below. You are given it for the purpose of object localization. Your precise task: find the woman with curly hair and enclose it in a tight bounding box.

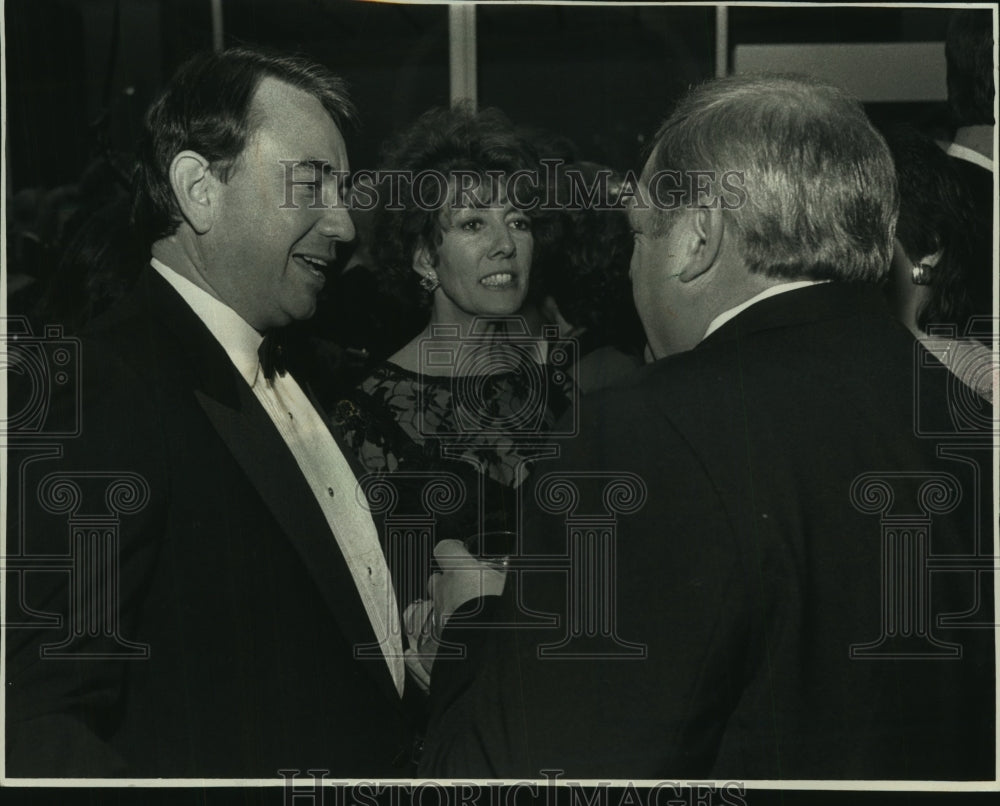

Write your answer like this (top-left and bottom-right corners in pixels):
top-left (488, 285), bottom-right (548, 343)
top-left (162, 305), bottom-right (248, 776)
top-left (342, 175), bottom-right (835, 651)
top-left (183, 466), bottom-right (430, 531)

top-left (335, 105), bottom-right (574, 554)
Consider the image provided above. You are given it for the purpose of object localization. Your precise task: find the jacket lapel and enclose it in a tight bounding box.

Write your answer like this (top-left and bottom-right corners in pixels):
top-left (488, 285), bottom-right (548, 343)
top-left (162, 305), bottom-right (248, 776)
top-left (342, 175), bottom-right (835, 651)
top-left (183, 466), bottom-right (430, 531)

top-left (139, 268), bottom-right (401, 704)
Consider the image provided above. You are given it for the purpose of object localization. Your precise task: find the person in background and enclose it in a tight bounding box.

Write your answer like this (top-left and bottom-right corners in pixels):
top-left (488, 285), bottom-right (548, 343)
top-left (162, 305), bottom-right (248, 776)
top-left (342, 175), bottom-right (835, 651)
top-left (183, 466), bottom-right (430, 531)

top-left (32, 196), bottom-right (144, 334)
top-left (534, 161), bottom-right (645, 393)
top-left (944, 9), bottom-right (994, 329)
top-left (7, 159), bottom-right (130, 327)
top-left (884, 124), bottom-right (995, 402)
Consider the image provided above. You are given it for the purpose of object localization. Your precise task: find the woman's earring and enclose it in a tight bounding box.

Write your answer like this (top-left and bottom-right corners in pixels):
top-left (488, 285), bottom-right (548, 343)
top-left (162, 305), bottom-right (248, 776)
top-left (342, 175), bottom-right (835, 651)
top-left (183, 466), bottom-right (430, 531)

top-left (911, 262), bottom-right (933, 285)
top-left (420, 271), bottom-right (440, 293)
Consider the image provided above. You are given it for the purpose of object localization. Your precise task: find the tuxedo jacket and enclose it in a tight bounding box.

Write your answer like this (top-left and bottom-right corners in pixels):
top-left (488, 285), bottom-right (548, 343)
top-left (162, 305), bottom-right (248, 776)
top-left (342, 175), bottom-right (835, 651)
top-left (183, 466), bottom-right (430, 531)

top-left (420, 283), bottom-right (995, 780)
top-left (6, 267), bottom-right (416, 778)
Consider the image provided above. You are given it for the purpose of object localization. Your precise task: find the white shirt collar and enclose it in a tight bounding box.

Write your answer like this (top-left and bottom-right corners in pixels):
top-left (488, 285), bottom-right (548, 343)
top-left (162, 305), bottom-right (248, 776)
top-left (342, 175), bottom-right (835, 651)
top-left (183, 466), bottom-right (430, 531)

top-left (702, 280), bottom-right (829, 341)
top-left (150, 258), bottom-right (263, 385)
top-left (945, 142), bottom-right (994, 172)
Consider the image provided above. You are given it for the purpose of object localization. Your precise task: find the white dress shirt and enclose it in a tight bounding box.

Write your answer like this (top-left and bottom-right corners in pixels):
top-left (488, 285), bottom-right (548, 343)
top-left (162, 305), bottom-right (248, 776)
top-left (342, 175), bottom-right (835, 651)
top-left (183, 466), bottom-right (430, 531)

top-left (151, 258), bottom-right (405, 696)
top-left (703, 280), bottom-right (829, 342)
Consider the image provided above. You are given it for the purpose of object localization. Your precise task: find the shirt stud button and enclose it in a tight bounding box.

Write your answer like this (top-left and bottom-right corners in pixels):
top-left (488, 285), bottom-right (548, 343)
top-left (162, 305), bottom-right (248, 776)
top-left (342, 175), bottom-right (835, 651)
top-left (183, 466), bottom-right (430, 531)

top-left (327, 487), bottom-right (335, 498)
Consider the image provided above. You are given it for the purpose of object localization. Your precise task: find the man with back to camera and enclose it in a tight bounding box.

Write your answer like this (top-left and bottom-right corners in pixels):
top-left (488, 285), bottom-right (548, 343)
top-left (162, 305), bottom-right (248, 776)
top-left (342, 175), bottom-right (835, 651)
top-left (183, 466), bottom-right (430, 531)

top-left (6, 47), bottom-right (418, 777)
top-left (416, 73), bottom-right (995, 780)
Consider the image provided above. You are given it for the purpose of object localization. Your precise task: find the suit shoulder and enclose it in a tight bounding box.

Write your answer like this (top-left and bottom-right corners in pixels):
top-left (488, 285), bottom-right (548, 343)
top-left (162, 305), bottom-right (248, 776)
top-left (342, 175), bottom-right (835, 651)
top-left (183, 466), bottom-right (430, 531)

top-left (582, 346), bottom-right (736, 422)
top-left (565, 353), bottom-right (729, 476)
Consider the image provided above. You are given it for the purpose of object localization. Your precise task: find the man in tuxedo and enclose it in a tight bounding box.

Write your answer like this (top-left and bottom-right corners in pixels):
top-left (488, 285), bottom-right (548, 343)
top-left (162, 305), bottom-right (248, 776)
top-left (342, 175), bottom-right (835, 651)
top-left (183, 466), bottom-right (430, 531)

top-left (417, 74), bottom-right (995, 780)
top-left (6, 48), bottom-right (415, 777)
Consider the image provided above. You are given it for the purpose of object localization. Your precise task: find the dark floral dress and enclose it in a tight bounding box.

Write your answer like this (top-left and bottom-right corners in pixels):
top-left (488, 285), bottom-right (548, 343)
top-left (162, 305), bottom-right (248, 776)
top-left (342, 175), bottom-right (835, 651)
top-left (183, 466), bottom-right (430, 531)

top-left (338, 361), bottom-right (572, 483)
top-left (333, 355), bottom-right (575, 638)
top-left (333, 358), bottom-right (575, 537)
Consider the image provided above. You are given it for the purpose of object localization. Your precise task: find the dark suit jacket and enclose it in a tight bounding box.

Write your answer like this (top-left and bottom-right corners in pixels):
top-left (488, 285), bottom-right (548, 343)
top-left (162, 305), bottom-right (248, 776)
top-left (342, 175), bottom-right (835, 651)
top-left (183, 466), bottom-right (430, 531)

top-left (6, 267), bottom-right (416, 778)
top-left (420, 283), bottom-right (995, 780)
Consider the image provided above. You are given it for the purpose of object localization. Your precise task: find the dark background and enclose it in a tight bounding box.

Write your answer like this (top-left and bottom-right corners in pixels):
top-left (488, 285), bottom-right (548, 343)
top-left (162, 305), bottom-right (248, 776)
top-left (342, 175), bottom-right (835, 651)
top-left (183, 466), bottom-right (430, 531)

top-left (5, 0), bottom-right (959, 192)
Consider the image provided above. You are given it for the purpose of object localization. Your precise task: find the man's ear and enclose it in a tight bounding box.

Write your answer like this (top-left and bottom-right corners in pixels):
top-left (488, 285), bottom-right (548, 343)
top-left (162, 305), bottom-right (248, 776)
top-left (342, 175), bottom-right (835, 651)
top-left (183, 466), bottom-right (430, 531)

top-left (169, 150), bottom-right (215, 235)
top-left (676, 206), bottom-right (725, 283)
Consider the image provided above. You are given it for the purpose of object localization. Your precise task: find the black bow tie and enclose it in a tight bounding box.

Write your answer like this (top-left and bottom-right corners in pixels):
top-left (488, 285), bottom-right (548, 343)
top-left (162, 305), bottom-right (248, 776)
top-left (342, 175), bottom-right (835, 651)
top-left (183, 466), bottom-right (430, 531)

top-left (258, 333), bottom-right (287, 382)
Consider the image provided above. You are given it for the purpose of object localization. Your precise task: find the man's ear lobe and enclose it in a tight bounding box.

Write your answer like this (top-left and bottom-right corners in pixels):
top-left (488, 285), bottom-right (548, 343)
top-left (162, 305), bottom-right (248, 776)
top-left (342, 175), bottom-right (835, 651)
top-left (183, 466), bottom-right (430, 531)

top-left (169, 151), bottom-right (215, 235)
top-left (676, 206), bottom-right (725, 283)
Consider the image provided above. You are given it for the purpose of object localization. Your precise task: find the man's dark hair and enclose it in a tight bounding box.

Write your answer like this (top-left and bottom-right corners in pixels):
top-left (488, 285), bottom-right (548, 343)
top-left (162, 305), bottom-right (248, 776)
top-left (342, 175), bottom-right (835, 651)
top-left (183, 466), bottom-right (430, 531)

top-left (131, 47), bottom-right (354, 244)
top-left (946, 9), bottom-right (995, 128)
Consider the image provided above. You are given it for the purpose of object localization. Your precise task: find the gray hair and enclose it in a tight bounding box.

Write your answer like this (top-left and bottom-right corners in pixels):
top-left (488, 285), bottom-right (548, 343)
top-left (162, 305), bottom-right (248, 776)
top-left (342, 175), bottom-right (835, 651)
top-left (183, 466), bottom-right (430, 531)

top-left (647, 73), bottom-right (898, 283)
